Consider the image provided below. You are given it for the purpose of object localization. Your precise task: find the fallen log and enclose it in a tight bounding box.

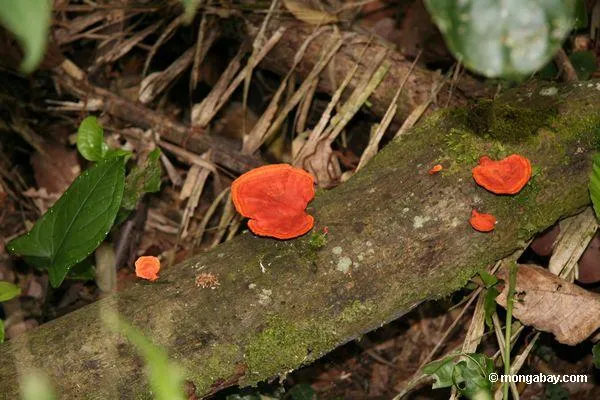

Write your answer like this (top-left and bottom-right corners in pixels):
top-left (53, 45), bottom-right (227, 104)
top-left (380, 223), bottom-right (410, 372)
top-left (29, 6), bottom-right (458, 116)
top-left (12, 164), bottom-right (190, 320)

top-left (0, 81), bottom-right (598, 398)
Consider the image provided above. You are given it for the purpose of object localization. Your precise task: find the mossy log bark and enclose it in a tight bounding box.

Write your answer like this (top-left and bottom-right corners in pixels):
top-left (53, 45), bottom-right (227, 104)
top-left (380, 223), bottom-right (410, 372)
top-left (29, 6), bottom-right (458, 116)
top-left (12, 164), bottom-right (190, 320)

top-left (1, 82), bottom-right (599, 398)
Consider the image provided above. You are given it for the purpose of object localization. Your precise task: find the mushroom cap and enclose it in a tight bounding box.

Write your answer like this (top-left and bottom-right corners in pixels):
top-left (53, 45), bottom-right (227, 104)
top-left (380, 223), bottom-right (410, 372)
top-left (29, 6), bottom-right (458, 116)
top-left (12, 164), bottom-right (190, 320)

top-left (469, 209), bottom-right (496, 232)
top-left (472, 154), bottom-right (532, 195)
top-left (135, 256), bottom-right (160, 281)
top-left (231, 164), bottom-right (315, 240)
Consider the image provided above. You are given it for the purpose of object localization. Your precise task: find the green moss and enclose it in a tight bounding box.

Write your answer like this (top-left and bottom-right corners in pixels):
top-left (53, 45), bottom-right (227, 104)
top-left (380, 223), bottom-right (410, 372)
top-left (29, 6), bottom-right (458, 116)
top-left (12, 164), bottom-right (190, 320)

top-left (337, 300), bottom-right (376, 324)
top-left (308, 231), bottom-right (328, 249)
top-left (193, 344), bottom-right (240, 394)
top-left (466, 99), bottom-right (558, 143)
top-left (244, 317), bottom-right (337, 384)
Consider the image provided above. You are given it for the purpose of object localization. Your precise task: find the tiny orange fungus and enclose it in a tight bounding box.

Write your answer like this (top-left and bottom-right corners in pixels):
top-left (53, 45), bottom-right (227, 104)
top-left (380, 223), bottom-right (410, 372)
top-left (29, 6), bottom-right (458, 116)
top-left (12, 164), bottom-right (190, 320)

top-left (428, 164), bottom-right (443, 175)
top-left (469, 210), bottom-right (497, 232)
top-left (231, 164), bottom-right (315, 240)
top-left (135, 256), bottom-right (160, 281)
top-left (472, 154), bottom-right (532, 195)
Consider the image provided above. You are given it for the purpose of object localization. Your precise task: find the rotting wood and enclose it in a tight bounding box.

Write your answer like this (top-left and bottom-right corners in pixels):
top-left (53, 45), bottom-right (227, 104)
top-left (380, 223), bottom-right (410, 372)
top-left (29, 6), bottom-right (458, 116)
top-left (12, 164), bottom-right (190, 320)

top-left (0, 82), bottom-right (598, 398)
top-left (238, 19), bottom-right (494, 121)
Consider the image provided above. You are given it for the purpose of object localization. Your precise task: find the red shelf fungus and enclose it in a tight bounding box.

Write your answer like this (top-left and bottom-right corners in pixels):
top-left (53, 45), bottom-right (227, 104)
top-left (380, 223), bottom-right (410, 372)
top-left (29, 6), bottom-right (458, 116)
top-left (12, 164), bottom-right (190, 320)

top-left (470, 210), bottom-right (496, 232)
top-left (472, 154), bottom-right (532, 195)
top-left (231, 164), bottom-right (315, 240)
top-left (135, 256), bottom-right (160, 281)
top-left (428, 164), bottom-right (443, 175)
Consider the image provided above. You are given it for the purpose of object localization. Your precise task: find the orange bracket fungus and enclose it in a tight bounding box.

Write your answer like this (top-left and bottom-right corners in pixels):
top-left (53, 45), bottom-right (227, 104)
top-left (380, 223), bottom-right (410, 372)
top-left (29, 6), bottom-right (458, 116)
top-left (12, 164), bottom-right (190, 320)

top-left (469, 210), bottom-right (496, 232)
top-left (231, 164), bottom-right (315, 240)
top-left (469, 210), bottom-right (497, 232)
top-left (472, 154), bottom-right (532, 195)
top-left (135, 256), bottom-right (160, 281)
top-left (428, 164), bottom-right (443, 175)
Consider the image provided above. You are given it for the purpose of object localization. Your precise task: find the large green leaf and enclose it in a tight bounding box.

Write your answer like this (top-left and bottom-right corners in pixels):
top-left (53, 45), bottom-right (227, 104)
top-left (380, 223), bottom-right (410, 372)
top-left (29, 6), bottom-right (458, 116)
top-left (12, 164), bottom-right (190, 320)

top-left (7, 157), bottom-right (125, 287)
top-left (424, 0), bottom-right (576, 78)
top-left (0, 281), bottom-right (21, 302)
top-left (0, 0), bottom-right (51, 73)
top-left (591, 153), bottom-right (600, 218)
top-left (77, 116), bottom-right (108, 161)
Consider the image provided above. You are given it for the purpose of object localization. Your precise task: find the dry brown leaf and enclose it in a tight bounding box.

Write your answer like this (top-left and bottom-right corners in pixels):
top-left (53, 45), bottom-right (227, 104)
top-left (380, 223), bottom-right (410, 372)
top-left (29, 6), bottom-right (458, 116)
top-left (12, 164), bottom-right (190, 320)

top-left (30, 142), bottom-right (80, 195)
top-left (496, 265), bottom-right (600, 345)
top-left (283, 0), bottom-right (338, 25)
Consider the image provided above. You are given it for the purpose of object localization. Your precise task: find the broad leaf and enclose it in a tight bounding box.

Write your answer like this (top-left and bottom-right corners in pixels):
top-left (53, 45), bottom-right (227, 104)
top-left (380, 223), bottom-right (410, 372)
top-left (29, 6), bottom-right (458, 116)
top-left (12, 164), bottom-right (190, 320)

top-left (0, 0), bottom-right (51, 73)
top-left (77, 116), bottom-right (108, 161)
top-left (121, 148), bottom-right (162, 210)
top-left (424, 0), bottom-right (576, 78)
top-left (7, 157), bottom-right (125, 287)
top-left (0, 281), bottom-right (21, 302)
top-left (590, 153), bottom-right (600, 218)
top-left (423, 355), bottom-right (458, 389)
top-left (104, 313), bottom-right (186, 400)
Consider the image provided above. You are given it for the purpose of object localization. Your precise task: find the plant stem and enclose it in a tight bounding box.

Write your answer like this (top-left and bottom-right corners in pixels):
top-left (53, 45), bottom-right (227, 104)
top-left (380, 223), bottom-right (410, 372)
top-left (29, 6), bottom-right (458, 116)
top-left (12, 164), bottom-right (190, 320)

top-left (503, 262), bottom-right (518, 400)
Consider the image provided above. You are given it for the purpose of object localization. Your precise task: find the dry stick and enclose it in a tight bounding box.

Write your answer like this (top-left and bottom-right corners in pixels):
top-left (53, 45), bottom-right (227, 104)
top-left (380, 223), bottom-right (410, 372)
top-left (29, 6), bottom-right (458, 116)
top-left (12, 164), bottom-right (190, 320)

top-left (394, 67), bottom-right (450, 138)
top-left (554, 48), bottom-right (578, 83)
top-left (192, 187), bottom-right (231, 250)
top-left (52, 60), bottom-right (261, 173)
top-left (296, 45), bottom-right (388, 173)
top-left (256, 31), bottom-right (344, 154)
top-left (190, 10), bottom-right (213, 92)
top-left (143, 15), bottom-right (183, 77)
top-left (242, 25), bottom-right (331, 154)
top-left (140, 25), bottom-right (219, 105)
top-left (292, 35), bottom-right (373, 164)
top-left (243, 0), bottom-right (281, 137)
top-left (194, 27), bottom-right (286, 129)
top-left (355, 50), bottom-right (421, 172)
top-left (92, 20), bottom-right (163, 69)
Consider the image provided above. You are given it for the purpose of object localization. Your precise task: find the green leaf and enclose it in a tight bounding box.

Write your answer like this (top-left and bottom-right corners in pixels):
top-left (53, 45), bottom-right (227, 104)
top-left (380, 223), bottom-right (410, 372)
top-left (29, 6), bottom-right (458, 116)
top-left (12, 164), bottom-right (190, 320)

top-left (0, 0), bottom-right (51, 73)
top-left (121, 148), bottom-right (162, 210)
top-left (453, 354), bottom-right (494, 399)
top-left (593, 342), bottom-right (600, 368)
top-left (0, 319), bottom-right (4, 343)
top-left (288, 383), bottom-right (315, 400)
top-left (423, 355), bottom-right (458, 389)
top-left (77, 116), bottom-right (108, 161)
top-left (424, 0), bottom-right (576, 78)
top-left (590, 153), bottom-right (600, 219)
top-left (66, 259), bottom-right (96, 281)
top-left (478, 271), bottom-right (497, 288)
top-left (0, 281), bottom-right (21, 302)
top-left (103, 312), bottom-right (186, 400)
top-left (483, 286), bottom-right (499, 329)
top-left (7, 157), bottom-right (125, 288)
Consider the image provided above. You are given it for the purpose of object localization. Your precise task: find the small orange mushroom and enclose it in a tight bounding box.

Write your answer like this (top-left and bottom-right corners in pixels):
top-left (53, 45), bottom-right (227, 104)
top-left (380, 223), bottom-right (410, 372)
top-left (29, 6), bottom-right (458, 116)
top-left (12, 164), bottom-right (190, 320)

top-left (135, 256), bottom-right (160, 281)
top-left (428, 164), bottom-right (443, 175)
top-left (469, 210), bottom-right (497, 232)
top-left (231, 164), bottom-right (315, 240)
top-left (472, 154), bottom-right (532, 195)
